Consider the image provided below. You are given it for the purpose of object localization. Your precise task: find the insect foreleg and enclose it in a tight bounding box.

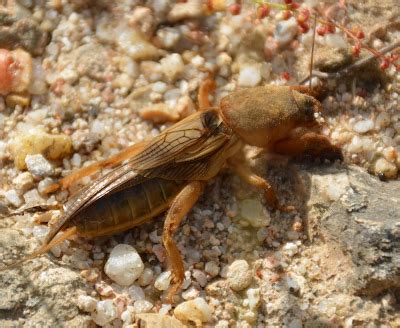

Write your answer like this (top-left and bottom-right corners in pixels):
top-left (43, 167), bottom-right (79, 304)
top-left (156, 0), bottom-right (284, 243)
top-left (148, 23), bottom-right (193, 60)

top-left (162, 180), bottom-right (206, 302)
top-left (229, 161), bottom-right (295, 213)
top-left (197, 77), bottom-right (216, 111)
top-left (273, 130), bottom-right (343, 162)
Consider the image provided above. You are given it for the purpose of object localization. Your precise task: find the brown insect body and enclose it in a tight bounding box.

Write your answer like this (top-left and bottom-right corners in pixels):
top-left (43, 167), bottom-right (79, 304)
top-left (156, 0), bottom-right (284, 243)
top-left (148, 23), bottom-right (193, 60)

top-left (3, 85), bottom-right (341, 302)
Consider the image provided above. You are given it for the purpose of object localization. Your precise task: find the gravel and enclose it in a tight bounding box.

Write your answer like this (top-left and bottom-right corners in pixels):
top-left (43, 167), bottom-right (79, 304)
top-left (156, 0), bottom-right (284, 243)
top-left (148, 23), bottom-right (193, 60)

top-left (0, 1), bottom-right (399, 327)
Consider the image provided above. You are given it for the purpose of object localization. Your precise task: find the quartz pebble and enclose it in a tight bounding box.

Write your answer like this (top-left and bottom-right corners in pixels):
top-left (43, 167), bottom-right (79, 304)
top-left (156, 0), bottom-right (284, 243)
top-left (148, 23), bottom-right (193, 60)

top-left (12, 172), bottom-right (34, 192)
top-left (274, 17), bottom-right (298, 46)
top-left (174, 297), bottom-right (213, 325)
top-left (104, 244), bottom-right (144, 286)
top-left (154, 271), bottom-right (172, 291)
top-left (25, 154), bottom-right (54, 177)
top-left (5, 189), bottom-right (23, 207)
top-left (353, 119), bottom-right (374, 133)
top-left (128, 285), bottom-right (145, 301)
top-left (9, 130), bottom-right (72, 170)
top-left (205, 261), bottom-right (220, 277)
top-left (167, 0), bottom-right (204, 22)
top-left (246, 288), bottom-right (260, 310)
top-left (91, 300), bottom-right (117, 326)
top-left (227, 260), bottom-right (253, 291)
top-left (160, 53), bottom-right (184, 82)
top-left (133, 300), bottom-right (153, 313)
top-left (238, 65), bottom-right (261, 87)
top-left (283, 242), bottom-right (299, 257)
top-left (138, 267), bottom-right (154, 286)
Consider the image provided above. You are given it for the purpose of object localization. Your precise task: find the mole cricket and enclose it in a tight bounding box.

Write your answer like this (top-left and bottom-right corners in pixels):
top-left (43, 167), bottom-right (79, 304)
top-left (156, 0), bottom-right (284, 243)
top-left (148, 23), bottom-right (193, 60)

top-left (1, 80), bottom-right (341, 302)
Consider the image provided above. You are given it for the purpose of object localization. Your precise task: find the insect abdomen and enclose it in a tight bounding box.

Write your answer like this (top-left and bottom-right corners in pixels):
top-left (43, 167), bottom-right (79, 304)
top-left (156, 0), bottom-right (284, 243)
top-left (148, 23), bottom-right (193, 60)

top-left (72, 178), bottom-right (184, 238)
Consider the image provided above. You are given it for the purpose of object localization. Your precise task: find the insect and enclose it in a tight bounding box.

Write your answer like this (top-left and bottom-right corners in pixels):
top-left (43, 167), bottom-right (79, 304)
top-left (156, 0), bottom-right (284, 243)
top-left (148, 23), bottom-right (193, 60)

top-left (1, 81), bottom-right (341, 302)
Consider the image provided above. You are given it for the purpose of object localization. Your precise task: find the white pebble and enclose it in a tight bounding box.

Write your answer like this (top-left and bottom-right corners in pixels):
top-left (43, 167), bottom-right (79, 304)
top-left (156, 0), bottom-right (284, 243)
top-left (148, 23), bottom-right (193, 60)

top-left (246, 288), bottom-right (260, 310)
top-left (192, 269), bottom-right (207, 287)
top-left (160, 53), bottom-right (184, 81)
top-left (133, 300), bottom-right (153, 313)
top-left (77, 295), bottom-right (97, 313)
top-left (353, 119), bottom-right (374, 133)
top-left (174, 297), bottom-right (213, 325)
top-left (70, 153), bottom-right (81, 167)
top-left (138, 267), bottom-right (154, 286)
top-left (91, 300), bottom-right (117, 326)
top-left (128, 285), bottom-right (145, 301)
top-left (238, 65), bottom-right (261, 87)
top-left (154, 271), bottom-right (172, 291)
top-left (23, 189), bottom-right (45, 206)
top-left (152, 81), bottom-right (168, 94)
top-left (25, 154), bottom-right (54, 177)
top-left (5, 189), bottom-right (23, 207)
top-left (227, 260), bottom-right (253, 291)
top-left (121, 306), bottom-right (134, 324)
top-left (182, 286), bottom-right (200, 300)
top-left (274, 17), bottom-right (298, 46)
top-left (283, 242), bottom-right (299, 257)
top-left (104, 244), bottom-right (144, 286)
top-left (374, 157), bottom-right (398, 179)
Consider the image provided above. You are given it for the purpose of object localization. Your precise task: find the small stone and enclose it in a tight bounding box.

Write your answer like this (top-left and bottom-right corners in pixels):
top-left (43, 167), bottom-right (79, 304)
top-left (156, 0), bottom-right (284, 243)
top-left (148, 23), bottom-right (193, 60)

top-left (154, 271), bottom-right (172, 291)
top-left (77, 295), bottom-right (97, 313)
top-left (121, 306), bottom-right (134, 324)
top-left (174, 297), bottom-right (213, 326)
top-left (12, 172), bottom-right (34, 192)
top-left (133, 300), bottom-right (153, 313)
top-left (205, 261), bottom-right (220, 277)
top-left (274, 17), bottom-right (298, 46)
top-left (5, 189), bottom-right (23, 207)
top-left (25, 154), bottom-right (54, 177)
top-left (375, 112), bottom-right (391, 129)
top-left (240, 199), bottom-right (270, 228)
top-left (227, 260), bottom-right (253, 291)
top-left (353, 119), bottom-right (374, 133)
top-left (373, 158), bottom-right (398, 179)
top-left (23, 189), bottom-right (45, 206)
top-left (182, 287), bottom-right (200, 300)
top-left (128, 285), bottom-right (145, 301)
top-left (283, 242), bottom-right (299, 257)
top-left (246, 288), bottom-right (260, 310)
top-left (9, 130), bottom-right (72, 170)
top-left (138, 267), bottom-right (154, 286)
top-left (167, 0), bottom-right (204, 22)
top-left (160, 53), bottom-right (184, 82)
top-left (91, 300), bottom-right (117, 326)
top-left (192, 269), bottom-right (207, 287)
top-left (104, 244), bottom-right (144, 286)
top-left (238, 65), bottom-right (262, 87)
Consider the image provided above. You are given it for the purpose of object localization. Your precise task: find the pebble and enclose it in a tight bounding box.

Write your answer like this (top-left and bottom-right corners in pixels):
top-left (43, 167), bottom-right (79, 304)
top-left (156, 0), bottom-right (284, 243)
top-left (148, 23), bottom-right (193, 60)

top-left (154, 271), bottom-right (172, 291)
top-left (373, 157), bottom-right (398, 179)
top-left (25, 154), bottom-right (54, 177)
top-left (238, 65), bottom-right (262, 87)
top-left (283, 242), bottom-right (299, 257)
top-left (138, 267), bottom-right (154, 286)
top-left (9, 130), bottom-right (72, 170)
top-left (23, 189), bottom-right (45, 207)
top-left (104, 244), bottom-right (144, 286)
top-left (160, 53), bottom-right (184, 82)
top-left (167, 0), bottom-right (204, 23)
top-left (133, 300), bottom-right (153, 313)
top-left (91, 300), bottom-right (117, 326)
top-left (205, 261), bottom-right (220, 277)
top-left (174, 297), bottom-right (213, 326)
top-left (192, 269), bottom-right (208, 287)
top-left (77, 295), bottom-right (97, 313)
top-left (227, 259), bottom-right (253, 291)
top-left (12, 172), bottom-right (34, 192)
top-left (274, 17), bottom-right (298, 46)
top-left (128, 285), bottom-right (145, 301)
top-left (5, 189), bottom-right (23, 207)
top-left (246, 288), bottom-right (260, 310)
top-left (239, 198), bottom-right (270, 228)
top-left (353, 119), bottom-right (374, 133)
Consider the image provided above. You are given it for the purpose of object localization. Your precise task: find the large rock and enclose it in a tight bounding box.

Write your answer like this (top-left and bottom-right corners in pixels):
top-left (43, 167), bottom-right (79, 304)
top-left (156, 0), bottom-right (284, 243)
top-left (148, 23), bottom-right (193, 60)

top-left (0, 229), bottom-right (91, 327)
top-left (306, 165), bottom-right (400, 296)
